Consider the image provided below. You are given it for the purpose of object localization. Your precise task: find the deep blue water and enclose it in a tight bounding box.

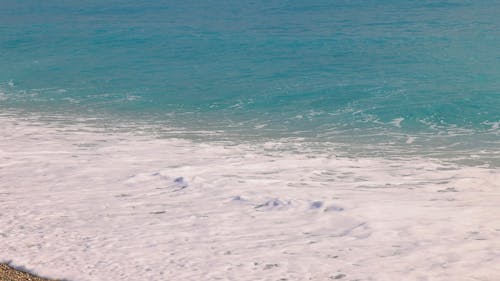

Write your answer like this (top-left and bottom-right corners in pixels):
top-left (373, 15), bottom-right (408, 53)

top-left (1, 0), bottom-right (499, 163)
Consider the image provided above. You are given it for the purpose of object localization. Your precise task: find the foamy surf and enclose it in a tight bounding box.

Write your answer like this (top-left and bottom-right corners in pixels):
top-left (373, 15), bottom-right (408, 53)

top-left (1, 115), bottom-right (499, 281)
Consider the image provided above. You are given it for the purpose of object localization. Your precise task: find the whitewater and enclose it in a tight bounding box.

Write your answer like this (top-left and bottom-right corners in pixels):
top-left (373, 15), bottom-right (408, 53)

top-left (1, 113), bottom-right (499, 281)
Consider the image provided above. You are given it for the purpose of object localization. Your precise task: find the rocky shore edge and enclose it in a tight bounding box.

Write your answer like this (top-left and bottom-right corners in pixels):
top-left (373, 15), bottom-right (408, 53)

top-left (0, 263), bottom-right (62, 281)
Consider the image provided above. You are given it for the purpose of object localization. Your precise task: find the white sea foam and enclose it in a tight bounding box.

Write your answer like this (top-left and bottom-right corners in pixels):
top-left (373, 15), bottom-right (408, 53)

top-left (405, 135), bottom-right (416, 144)
top-left (390, 117), bottom-right (405, 128)
top-left (482, 120), bottom-right (500, 131)
top-left (1, 115), bottom-right (499, 281)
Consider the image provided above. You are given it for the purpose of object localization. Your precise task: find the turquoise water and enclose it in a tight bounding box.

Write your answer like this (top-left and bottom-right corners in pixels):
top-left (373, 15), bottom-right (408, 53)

top-left (1, 0), bottom-right (499, 164)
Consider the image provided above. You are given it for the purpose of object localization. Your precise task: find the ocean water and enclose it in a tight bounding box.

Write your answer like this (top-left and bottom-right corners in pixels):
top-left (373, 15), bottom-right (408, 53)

top-left (1, 0), bottom-right (499, 164)
top-left (1, 2), bottom-right (500, 281)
